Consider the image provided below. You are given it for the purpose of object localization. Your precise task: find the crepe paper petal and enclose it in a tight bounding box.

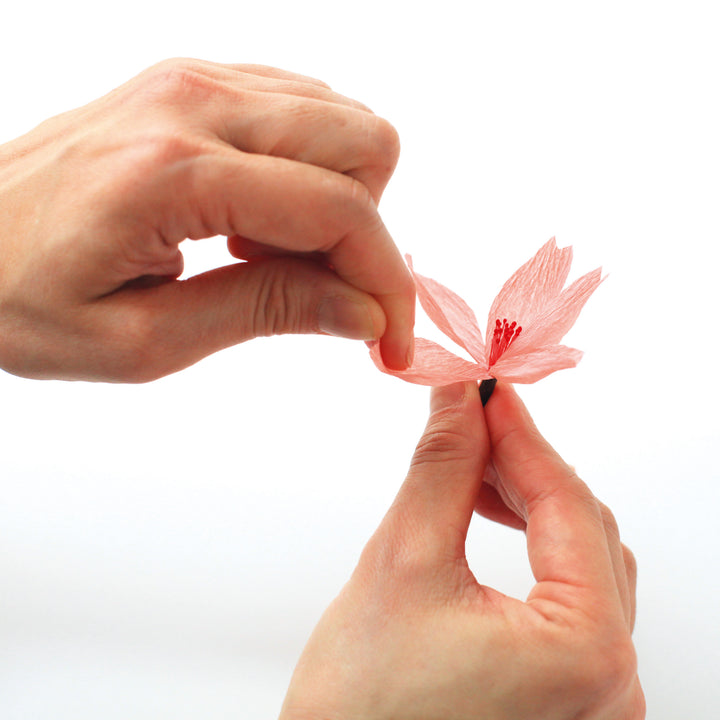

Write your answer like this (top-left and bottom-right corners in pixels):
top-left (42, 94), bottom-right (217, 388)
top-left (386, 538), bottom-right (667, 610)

top-left (478, 459), bottom-right (528, 526)
top-left (491, 344), bottom-right (584, 384)
top-left (369, 338), bottom-right (487, 386)
top-left (407, 256), bottom-right (486, 361)
top-left (486, 238), bottom-right (573, 342)
top-left (513, 267), bottom-right (605, 351)
top-left (369, 238), bottom-right (602, 387)
top-left (481, 459), bottom-right (500, 488)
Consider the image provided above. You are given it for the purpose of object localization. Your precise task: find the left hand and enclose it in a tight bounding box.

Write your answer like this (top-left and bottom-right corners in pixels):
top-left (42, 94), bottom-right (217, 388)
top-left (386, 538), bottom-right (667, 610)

top-left (0, 59), bottom-right (414, 382)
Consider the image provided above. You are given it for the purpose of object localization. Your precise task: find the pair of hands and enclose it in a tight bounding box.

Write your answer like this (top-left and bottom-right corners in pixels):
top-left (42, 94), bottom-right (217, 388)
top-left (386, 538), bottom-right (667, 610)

top-left (0, 60), bottom-right (644, 718)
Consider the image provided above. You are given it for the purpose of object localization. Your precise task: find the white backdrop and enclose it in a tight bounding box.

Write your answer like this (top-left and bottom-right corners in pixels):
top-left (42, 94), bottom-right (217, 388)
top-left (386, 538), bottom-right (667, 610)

top-left (1, 1), bottom-right (718, 718)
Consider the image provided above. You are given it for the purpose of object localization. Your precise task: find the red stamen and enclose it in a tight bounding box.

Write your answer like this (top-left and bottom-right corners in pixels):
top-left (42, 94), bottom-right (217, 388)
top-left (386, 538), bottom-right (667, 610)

top-left (489, 318), bottom-right (522, 366)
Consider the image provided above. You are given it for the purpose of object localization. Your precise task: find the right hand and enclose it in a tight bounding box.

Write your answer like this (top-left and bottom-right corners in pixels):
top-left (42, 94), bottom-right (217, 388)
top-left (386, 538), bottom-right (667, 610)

top-left (281, 382), bottom-right (645, 719)
top-left (0, 58), bottom-right (414, 382)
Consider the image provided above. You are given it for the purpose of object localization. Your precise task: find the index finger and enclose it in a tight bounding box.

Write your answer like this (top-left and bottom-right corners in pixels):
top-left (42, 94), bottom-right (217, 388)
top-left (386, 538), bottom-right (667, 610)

top-left (484, 384), bottom-right (621, 613)
top-left (173, 150), bottom-right (415, 369)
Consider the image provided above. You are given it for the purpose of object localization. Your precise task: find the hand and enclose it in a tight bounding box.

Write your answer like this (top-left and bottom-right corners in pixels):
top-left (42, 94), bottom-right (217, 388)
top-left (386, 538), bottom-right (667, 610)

top-left (280, 382), bottom-right (645, 719)
top-left (0, 59), bottom-right (414, 382)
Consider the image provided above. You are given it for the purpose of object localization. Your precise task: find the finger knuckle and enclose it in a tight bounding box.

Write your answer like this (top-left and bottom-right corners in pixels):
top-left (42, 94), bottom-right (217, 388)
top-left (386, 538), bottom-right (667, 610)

top-left (560, 629), bottom-right (639, 711)
top-left (520, 461), bottom-right (597, 518)
top-left (107, 131), bottom-right (214, 208)
top-left (365, 114), bottom-right (401, 170)
top-left (103, 306), bottom-right (164, 383)
top-left (592, 635), bottom-right (640, 704)
top-left (344, 173), bottom-right (377, 215)
top-left (250, 260), bottom-right (306, 337)
top-left (598, 500), bottom-right (621, 542)
top-left (140, 131), bottom-right (200, 172)
top-left (316, 175), bottom-right (381, 249)
top-left (623, 544), bottom-right (638, 582)
top-left (344, 177), bottom-right (384, 233)
top-left (410, 419), bottom-right (477, 468)
top-left (141, 58), bottom-right (219, 103)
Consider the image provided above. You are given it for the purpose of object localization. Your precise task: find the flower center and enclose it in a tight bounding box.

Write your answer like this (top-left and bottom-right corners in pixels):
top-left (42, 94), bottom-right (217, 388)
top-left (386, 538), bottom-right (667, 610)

top-left (489, 318), bottom-right (522, 366)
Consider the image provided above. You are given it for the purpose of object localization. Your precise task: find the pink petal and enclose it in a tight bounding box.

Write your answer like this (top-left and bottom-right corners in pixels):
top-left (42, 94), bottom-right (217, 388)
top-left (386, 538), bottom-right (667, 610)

top-left (486, 238), bottom-right (573, 341)
top-left (482, 460), bottom-right (500, 489)
top-left (514, 267), bottom-right (604, 351)
top-left (407, 255), bottom-right (485, 361)
top-left (368, 338), bottom-right (488, 386)
top-left (491, 344), bottom-right (584, 383)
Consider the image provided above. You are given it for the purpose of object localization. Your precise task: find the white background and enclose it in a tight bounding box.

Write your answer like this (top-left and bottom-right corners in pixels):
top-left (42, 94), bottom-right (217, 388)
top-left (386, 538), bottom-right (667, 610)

top-left (1, 1), bottom-right (718, 717)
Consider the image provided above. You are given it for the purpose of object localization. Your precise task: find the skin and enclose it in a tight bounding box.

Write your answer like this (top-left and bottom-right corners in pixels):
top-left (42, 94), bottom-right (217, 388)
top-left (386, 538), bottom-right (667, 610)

top-left (280, 383), bottom-right (645, 720)
top-left (0, 58), bottom-right (415, 381)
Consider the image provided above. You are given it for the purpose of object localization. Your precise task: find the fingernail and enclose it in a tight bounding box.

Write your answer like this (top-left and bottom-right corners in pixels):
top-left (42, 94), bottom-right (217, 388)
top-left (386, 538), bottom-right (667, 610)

top-left (430, 381), bottom-right (471, 414)
top-left (405, 335), bottom-right (415, 368)
top-left (318, 296), bottom-right (378, 340)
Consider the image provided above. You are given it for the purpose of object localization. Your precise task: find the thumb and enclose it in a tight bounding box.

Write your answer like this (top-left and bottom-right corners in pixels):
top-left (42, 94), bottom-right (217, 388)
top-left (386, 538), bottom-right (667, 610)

top-left (383, 382), bottom-right (490, 559)
top-left (94, 257), bottom-right (386, 382)
top-left (223, 256), bottom-right (386, 340)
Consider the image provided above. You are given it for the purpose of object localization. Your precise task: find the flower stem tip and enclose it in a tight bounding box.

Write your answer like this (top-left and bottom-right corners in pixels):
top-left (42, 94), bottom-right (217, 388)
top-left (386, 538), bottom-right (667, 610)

top-left (479, 378), bottom-right (497, 407)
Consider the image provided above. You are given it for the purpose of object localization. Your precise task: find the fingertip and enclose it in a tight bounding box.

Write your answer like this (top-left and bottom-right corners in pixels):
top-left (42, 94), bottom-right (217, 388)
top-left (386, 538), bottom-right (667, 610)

top-left (378, 283), bottom-right (416, 371)
top-left (377, 320), bottom-right (415, 371)
top-left (483, 382), bottom-right (530, 429)
top-left (484, 382), bottom-right (536, 452)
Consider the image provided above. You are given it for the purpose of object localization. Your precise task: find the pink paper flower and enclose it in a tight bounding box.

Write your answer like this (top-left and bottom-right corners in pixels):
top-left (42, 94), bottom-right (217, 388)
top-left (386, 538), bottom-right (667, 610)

top-left (369, 238), bottom-right (603, 386)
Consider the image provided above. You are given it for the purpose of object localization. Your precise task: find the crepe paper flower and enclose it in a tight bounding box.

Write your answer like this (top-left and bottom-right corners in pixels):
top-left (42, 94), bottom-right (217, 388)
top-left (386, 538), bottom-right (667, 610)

top-left (369, 238), bottom-right (604, 387)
